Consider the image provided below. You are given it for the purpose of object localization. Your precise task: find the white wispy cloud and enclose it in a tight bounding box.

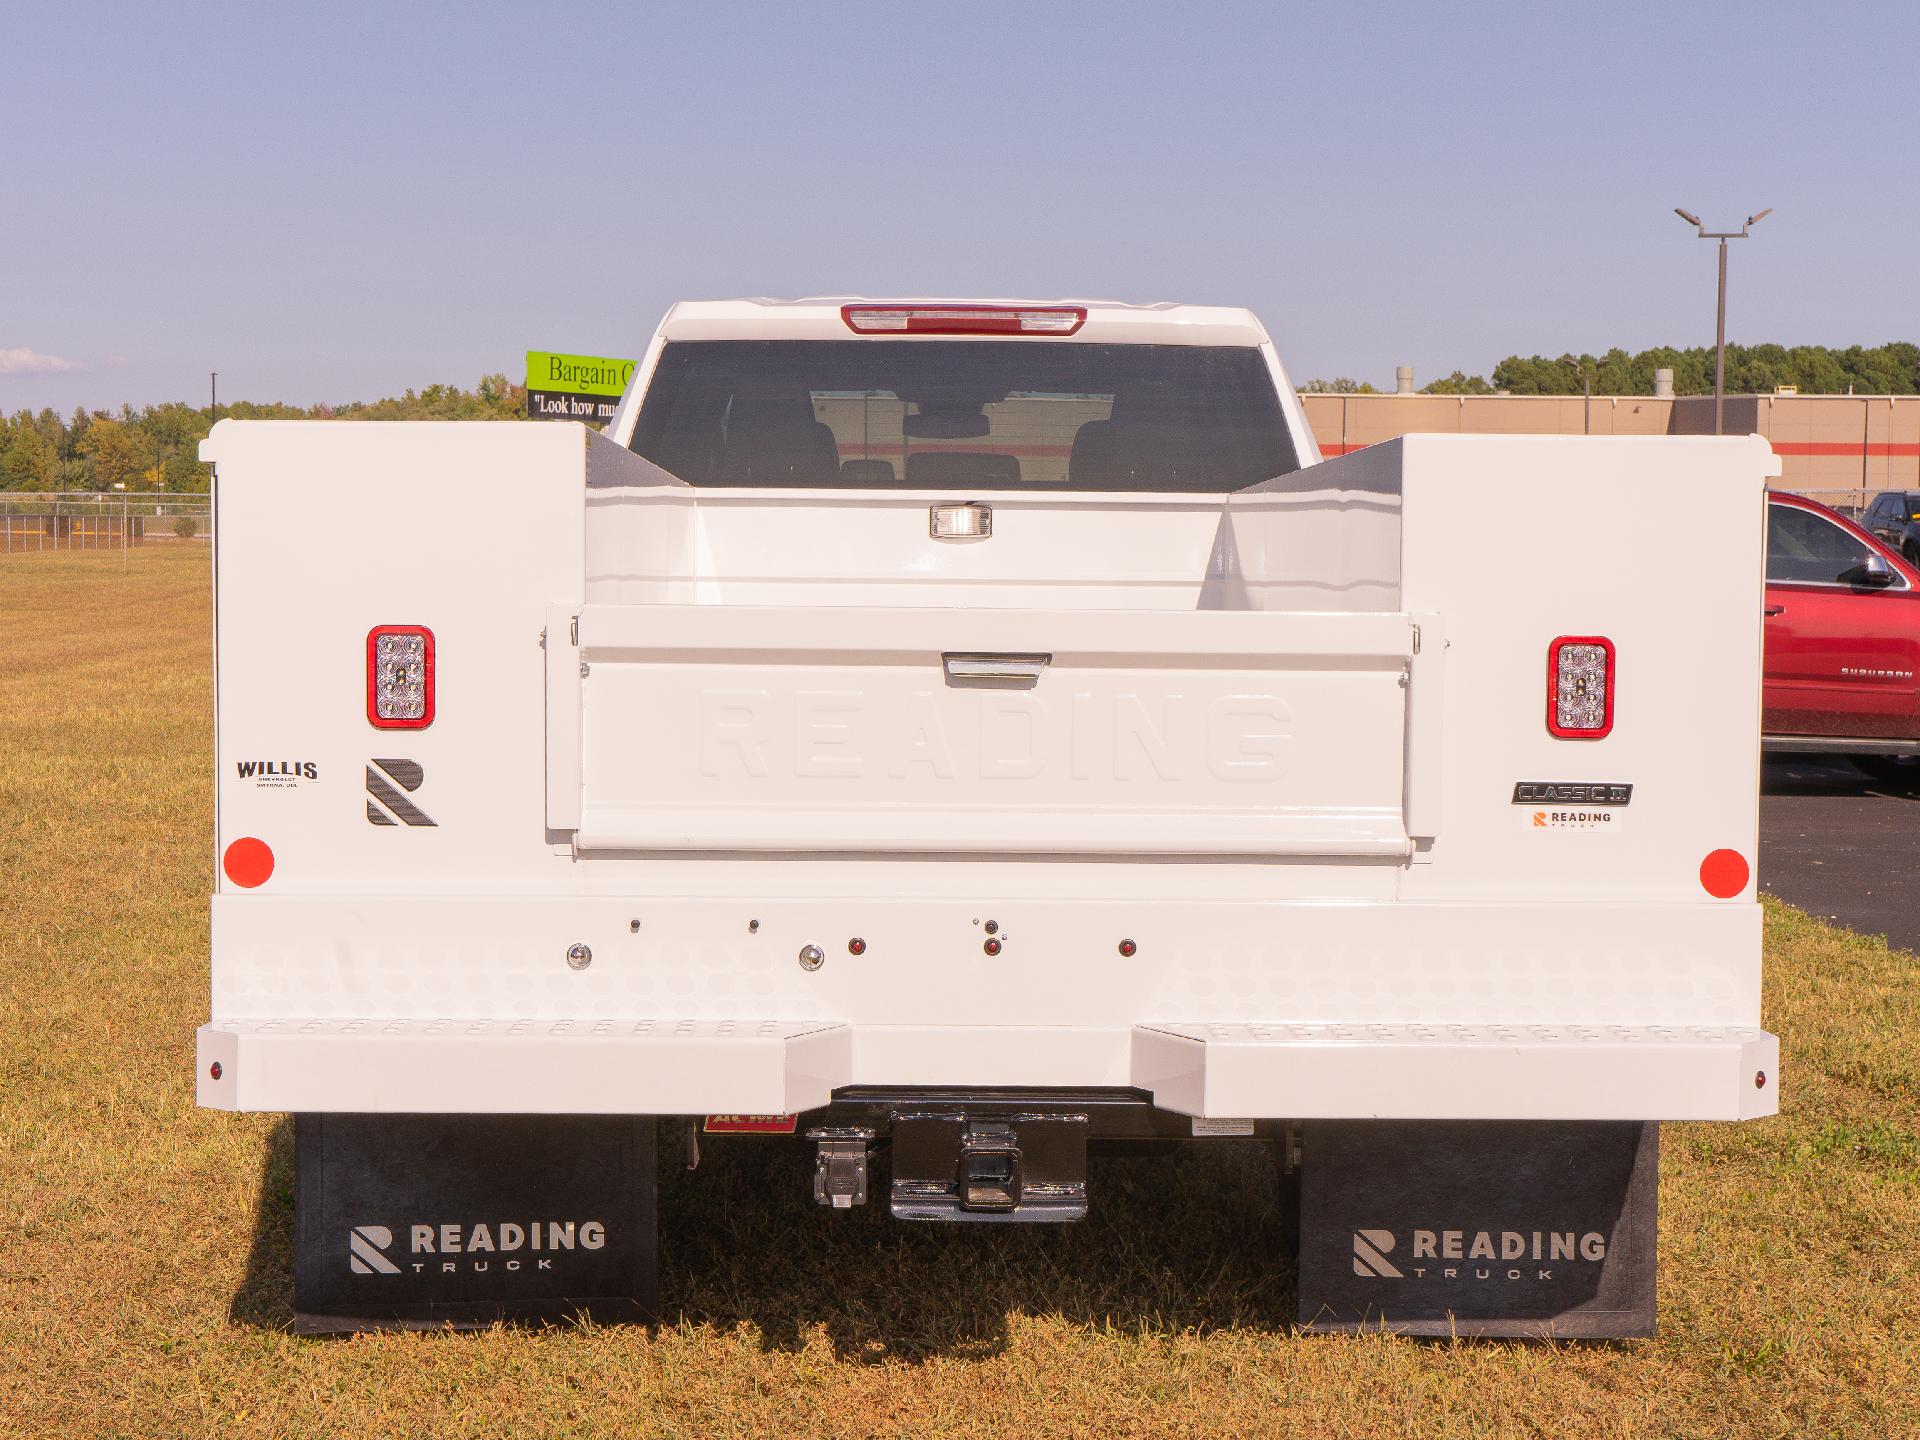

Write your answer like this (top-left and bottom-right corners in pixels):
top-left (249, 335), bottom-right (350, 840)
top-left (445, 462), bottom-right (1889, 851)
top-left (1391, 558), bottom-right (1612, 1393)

top-left (0, 347), bottom-right (84, 374)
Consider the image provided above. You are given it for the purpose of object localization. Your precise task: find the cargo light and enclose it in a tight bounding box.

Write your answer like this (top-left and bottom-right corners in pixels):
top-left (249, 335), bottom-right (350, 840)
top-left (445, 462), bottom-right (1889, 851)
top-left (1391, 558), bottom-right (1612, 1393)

top-left (841, 304), bottom-right (1087, 336)
top-left (367, 626), bottom-right (435, 729)
top-left (1547, 636), bottom-right (1614, 739)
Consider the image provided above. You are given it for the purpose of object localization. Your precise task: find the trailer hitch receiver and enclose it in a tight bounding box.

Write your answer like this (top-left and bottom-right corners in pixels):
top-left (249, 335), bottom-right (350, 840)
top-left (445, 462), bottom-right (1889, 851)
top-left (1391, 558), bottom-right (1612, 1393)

top-left (958, 1122), bottom-right (1022, 1212)
top-left (890, 1112), bottom-right (1088, 1223)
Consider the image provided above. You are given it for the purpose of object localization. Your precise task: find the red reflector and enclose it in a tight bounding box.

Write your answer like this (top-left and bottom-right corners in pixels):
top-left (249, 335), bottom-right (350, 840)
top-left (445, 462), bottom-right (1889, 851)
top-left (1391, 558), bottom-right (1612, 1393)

top-left (841, 304), bottom-right (1086, 336)
top-left (1700, 849), bottom-right (1749, 898)
top-left (222, 837), bottom-right (274, 889)
top-left (367, 625), bottom-right (435, 730)
top-left (704, 1114), bottom-right (798, 1134)
top-left (1546, 635), bottom-right (1615, 739)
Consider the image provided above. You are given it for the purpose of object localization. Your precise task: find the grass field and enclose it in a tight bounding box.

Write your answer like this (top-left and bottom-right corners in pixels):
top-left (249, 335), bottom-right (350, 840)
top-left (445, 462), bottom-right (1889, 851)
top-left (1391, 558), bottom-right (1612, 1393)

top-left (3, 545), bottom-right (1918, 1438)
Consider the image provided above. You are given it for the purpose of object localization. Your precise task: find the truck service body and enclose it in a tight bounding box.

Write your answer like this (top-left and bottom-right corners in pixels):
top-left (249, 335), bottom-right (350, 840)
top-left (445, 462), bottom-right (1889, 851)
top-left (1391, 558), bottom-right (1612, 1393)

top-left (199, 299), bottom-right (1779, 1335)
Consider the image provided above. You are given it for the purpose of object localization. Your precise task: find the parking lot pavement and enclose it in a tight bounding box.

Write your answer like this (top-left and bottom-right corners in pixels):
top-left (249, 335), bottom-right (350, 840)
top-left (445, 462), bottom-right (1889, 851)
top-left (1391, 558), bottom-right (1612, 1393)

top-left (1761, 755), bottom-right (1920, 955)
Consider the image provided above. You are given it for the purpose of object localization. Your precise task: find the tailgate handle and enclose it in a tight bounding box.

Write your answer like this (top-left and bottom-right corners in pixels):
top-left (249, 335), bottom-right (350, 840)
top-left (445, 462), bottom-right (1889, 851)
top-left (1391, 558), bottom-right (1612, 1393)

top-left (943, 652), bottom-right (1052, 687)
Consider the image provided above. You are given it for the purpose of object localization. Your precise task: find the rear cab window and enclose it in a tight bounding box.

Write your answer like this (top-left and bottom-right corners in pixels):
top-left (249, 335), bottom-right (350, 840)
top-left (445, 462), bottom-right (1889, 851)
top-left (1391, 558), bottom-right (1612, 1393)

top-left (629, 341), bottom-right (1298, 492)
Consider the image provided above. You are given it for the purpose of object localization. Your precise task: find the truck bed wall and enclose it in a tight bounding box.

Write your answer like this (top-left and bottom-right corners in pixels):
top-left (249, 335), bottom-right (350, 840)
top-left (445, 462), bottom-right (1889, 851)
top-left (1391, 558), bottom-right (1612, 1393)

top-left (1394, 433), bottom-right (1771, 904)
top-left (204, 423), bottom-right (1771, 1052)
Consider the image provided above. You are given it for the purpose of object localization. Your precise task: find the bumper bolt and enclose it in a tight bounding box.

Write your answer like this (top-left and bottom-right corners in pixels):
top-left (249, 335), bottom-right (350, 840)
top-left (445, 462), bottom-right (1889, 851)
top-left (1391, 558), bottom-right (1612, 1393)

top-left (566, 943), bottom-right (592, 970)
top-left (799, 944), bottom-right (825, 972)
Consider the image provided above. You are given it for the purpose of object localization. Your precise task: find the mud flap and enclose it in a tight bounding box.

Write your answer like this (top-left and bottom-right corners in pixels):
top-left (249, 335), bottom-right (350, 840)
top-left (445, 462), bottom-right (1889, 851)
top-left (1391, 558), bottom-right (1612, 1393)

top-left (1296, 1120), bottom-right (1656, 1338)
top-left (292, 1113), bottom-right (657, 1333)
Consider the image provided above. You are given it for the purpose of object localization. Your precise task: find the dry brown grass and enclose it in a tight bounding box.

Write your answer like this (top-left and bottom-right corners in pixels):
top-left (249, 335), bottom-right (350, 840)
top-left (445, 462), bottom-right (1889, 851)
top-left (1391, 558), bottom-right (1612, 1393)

top-left (2, 545), bottom-right (1918, 1438)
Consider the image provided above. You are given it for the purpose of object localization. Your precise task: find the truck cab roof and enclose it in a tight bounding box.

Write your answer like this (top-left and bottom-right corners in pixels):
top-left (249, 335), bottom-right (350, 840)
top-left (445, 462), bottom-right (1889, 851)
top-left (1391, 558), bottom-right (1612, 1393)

top-left (654, 298), bottom-right (1275, 347)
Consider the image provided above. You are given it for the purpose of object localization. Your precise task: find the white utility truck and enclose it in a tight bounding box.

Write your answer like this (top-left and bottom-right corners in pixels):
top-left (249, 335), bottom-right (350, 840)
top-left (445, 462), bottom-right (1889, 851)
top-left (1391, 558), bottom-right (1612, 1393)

top-left (200, 299), bottom-right (1778, 1336)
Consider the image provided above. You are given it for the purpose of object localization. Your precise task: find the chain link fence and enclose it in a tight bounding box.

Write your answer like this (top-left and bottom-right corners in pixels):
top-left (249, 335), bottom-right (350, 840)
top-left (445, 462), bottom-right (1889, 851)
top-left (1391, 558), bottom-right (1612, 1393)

top-left (0, 493), bottom-right (214, 554)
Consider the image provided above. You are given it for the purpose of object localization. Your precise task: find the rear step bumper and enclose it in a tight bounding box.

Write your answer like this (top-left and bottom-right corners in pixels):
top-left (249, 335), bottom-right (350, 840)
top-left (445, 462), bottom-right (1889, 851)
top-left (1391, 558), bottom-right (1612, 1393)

top-left (198, 1018), bottom-right (1776, 1121)
top-left (1131, 1022), bottom-right (1777, 1122)
top-left (196, 1018), bottom-right (852, 1115)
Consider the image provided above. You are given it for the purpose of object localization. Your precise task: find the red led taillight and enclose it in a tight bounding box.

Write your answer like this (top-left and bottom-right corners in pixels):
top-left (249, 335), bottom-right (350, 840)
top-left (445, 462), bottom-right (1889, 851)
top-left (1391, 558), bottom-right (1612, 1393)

top-left (1546, 635), bottom-right (1614, 739)
top-left (841, 304), bottom-right (1087, 336)
top-left (367, 625), bottom-right (435, 729)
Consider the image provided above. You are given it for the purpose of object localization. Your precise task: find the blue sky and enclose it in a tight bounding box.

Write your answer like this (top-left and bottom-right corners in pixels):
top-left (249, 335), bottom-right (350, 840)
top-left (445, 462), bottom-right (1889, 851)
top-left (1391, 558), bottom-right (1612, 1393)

top-left (4, 1), bottom-right (1916, 412)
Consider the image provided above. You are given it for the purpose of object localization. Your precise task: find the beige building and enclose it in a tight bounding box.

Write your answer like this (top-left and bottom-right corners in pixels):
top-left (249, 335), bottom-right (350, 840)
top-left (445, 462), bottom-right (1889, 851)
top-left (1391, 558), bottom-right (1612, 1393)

top-left (1299, 391), bottom-right (1920, 512)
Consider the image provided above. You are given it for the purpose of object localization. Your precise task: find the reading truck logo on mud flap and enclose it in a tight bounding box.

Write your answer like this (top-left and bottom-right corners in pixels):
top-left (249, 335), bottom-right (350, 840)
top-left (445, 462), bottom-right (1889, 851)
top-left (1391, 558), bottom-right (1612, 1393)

top-left (1352, 1227), bottom-right (1607, 1282)
top-left (347, 1219), bottom-right (607, 1275)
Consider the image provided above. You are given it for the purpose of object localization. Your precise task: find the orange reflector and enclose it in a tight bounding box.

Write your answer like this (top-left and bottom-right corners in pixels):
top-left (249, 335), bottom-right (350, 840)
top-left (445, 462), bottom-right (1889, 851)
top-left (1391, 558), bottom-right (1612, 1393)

top-left (1699, 849), bottom-right (1749, 898)
top-left (222, 837), bottom-right (274, 889)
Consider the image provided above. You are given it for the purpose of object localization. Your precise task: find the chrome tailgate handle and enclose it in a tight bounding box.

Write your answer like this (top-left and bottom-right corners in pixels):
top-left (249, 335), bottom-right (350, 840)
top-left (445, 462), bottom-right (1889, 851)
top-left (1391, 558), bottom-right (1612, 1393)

top-left (942, 652), bottom-right (1052, 686)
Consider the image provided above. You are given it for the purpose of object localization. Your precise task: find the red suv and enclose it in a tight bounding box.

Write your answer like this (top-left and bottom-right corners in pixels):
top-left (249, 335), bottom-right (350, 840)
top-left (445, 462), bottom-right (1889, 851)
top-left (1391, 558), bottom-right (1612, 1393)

top-left (1765, 490), bottom-right (1920, 782)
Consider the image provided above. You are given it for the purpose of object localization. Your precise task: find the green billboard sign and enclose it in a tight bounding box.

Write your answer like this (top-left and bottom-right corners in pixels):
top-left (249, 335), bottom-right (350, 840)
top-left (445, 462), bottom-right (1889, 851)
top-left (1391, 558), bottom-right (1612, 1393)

top-left (525, 350), bottom-right (639, 422)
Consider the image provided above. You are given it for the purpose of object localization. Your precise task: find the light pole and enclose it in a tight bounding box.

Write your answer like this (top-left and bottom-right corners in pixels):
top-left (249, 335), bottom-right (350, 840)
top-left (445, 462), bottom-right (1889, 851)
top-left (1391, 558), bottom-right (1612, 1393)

top-left (1674, 206), bottom-right (1771, 435)
top-left (1566, 356), bottom-right (1593, 434)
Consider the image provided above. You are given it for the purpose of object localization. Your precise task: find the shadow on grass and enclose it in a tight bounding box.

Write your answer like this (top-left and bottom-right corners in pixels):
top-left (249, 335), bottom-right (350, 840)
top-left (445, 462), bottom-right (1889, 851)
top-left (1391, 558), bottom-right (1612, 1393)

top-left (228, 1118), bottom-right (296, 1329)
top-left (659, 1132), bottom-right (1294, 1362)
top-left (227, 1120), bottom-right (1295, 1361)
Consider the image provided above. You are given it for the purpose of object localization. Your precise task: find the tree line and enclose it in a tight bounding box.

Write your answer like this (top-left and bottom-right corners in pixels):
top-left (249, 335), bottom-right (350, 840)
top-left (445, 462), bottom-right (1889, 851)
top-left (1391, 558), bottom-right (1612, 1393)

top-left (1304, 342), bottom-right (1920, 398)
top-left (0, 374), bottom-right (526, 492)
top-left (12, 343), bottom-right (1920, 493)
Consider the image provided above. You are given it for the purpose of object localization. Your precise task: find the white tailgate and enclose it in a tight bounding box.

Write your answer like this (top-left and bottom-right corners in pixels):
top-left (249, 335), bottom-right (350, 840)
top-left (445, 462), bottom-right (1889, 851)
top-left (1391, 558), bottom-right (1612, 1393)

top-left (554, 606), bottom-right (1421, 857)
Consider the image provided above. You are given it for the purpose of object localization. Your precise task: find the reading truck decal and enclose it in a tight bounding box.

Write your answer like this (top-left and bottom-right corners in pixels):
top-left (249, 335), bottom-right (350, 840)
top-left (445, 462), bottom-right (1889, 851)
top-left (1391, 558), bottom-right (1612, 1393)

top-left (348, 1218), bottom-right (608, 1275)
top-left (1352, 1226), bottom-right (1607, 1282)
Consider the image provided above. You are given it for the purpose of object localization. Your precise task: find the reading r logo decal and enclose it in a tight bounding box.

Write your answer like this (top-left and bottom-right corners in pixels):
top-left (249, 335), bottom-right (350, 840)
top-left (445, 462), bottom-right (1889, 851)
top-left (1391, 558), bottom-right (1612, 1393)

top-left (366, 758), bottom-right (436, 827)
top-left (348, 1225), bottom-right (401, 1275)
top-left (1352, 1229), bottom-right (1403, 1278)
